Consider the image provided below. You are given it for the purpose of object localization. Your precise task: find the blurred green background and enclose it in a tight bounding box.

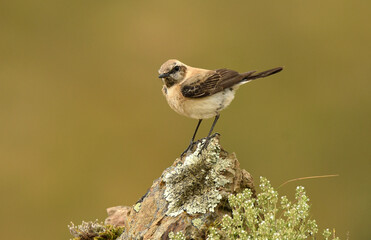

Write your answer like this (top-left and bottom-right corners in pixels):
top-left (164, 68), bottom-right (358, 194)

top-left (1, 0), bottom-right (370, 239)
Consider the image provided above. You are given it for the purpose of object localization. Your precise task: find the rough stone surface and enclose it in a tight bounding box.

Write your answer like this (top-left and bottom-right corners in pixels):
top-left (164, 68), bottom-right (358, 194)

top-left (105, 134), bottom-right (255, 240)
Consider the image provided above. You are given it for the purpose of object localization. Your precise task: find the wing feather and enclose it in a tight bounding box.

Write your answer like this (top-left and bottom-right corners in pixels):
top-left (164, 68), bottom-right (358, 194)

top-left (180, 66), bottom-right (283, 98)
top-left (181, 69), bottom-right (243, 98)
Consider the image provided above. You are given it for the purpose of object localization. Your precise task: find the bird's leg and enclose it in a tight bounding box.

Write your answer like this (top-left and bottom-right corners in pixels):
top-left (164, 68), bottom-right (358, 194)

top-left (199, 114), bottom-right (220, 155)
top-left (180, 119), bottom-right (203, 157)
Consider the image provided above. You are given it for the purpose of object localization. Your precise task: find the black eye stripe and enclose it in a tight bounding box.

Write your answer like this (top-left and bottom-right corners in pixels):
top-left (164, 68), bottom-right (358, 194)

top-left (169, 66), bottom-right (180, 74)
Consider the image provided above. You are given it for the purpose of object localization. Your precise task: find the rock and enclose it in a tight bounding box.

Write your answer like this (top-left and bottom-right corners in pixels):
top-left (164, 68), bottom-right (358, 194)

top-left (105, 206), bottom-right (132, 229)
top-left (105, 134), bottom-right (255, 240)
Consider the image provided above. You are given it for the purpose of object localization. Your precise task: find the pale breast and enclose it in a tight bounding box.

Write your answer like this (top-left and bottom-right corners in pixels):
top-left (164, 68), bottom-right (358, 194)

top-left (163, 86), bottom-right (235, 119)
top-left (163, 86), bottom-right (236, 119)
top-left (183, 88), bottom-right (236, 119)
top-left (163, 85), bottom-right (187, 117)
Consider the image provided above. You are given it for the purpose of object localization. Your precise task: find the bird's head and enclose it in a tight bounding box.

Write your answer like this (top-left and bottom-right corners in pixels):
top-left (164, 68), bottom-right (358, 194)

top-left (158, 59), bottom-right (188, 87)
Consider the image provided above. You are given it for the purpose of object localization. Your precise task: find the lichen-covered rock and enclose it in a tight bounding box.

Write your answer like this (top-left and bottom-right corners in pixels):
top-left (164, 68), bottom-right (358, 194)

top-left (105, 134), bottom-right (255, 240)
top-left (163, 137), bottom-right (232, 217)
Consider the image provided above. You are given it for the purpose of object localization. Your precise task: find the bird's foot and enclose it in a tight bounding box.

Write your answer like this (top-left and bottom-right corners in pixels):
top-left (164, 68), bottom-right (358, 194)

top-left (197, 139), bottom-right (210, 156)
top-left (180, 140), bottom-right (194, 158)
top-left (197, 132), bottom-right (220, 156)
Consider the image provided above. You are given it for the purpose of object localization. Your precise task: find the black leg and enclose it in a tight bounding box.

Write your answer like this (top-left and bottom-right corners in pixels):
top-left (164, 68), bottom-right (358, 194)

top-left (180, 119), bottom-right (203, 157)
top-left (191, 119), bottom-right (203, 143)
top-left (199, 114), bottom-right (220, 154)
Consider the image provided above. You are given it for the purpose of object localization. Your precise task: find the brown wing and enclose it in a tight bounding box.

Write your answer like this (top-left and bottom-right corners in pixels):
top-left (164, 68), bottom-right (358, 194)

top-left (181, 69), bottom-right (250, 98)
top-left (181, 66), bottom-right (283, 98)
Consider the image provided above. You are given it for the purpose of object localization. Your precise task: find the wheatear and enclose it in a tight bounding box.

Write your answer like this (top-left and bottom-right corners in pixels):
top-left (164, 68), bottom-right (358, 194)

top-left (158, 59), bottom-right (283, 156)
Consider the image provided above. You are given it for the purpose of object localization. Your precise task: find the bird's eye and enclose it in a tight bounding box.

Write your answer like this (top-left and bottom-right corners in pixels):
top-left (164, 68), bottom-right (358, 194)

top-left (174, 66), bottom-right (180, 72)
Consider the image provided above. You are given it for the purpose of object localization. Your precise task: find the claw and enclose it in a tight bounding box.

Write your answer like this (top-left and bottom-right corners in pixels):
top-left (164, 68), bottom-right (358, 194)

top-left (180, 141), bottom-right (193, 158)
top-left (197, 139), bottom-right (210, 156)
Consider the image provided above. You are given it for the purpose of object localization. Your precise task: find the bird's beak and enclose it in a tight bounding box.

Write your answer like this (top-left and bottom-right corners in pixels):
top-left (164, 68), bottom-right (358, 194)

top-left (158, 73), bottom-right (170, 78)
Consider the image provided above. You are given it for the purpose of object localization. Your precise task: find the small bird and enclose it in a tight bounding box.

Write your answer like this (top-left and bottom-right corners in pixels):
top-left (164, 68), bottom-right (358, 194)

top-left (158, 59), bottom-right (283, 156)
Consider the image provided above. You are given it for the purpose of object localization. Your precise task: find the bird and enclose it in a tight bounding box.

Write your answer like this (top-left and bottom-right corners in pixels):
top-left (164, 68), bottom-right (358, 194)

top-left (158, 59), bottom-right (283, 156)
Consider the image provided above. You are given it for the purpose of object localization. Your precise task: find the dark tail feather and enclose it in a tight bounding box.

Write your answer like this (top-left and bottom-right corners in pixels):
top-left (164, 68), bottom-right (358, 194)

top-left (241, 67), bottom-right (283, 82)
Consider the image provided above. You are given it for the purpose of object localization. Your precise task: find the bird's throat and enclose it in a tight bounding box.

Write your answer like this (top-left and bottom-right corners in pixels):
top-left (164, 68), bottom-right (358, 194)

top-left (164, 77), bottom-right (177, 88)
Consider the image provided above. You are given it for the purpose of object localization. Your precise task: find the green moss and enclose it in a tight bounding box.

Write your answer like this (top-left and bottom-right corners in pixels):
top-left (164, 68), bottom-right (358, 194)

top-left (68, 220), bottom-right (124, 240)
top-left (206, 177), bottom-right (341, 240)
top-left (163, 137), bottom-right (231, 217)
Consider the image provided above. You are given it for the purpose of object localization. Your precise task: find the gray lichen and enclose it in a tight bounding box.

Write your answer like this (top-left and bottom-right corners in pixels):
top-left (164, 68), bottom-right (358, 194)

top-left (192, 218), bottom-right (203, 229)
top-left (68, 220), bottom-right (124, 240)
top-left (133, 202), bottom-right (141, 212)
top-left (163, 137), bottom-right (231, 217)
top-left (169, 231), bottom-right (187, 240)
top-left (69, 220), bottom-right (105, 239)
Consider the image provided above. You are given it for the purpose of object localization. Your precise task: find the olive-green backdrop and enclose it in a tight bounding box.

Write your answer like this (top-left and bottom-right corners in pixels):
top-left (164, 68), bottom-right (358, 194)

top-left (1, 0), bottom-right (370, 239)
